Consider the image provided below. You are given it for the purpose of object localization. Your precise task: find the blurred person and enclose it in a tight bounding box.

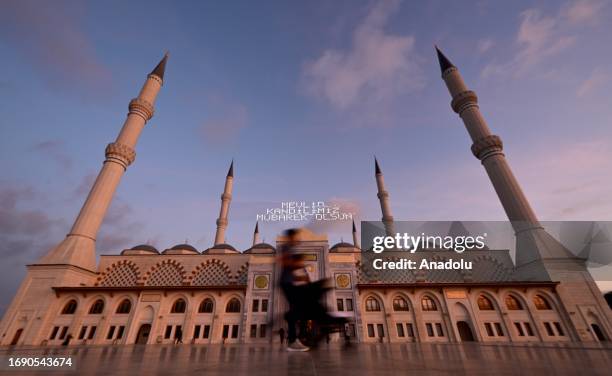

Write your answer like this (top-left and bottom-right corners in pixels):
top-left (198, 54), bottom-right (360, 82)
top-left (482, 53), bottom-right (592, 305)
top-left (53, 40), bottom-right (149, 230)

top-left (278, 328), bottom-right (285, 344)
top-left (174, 327), bottom-right (183, 344)
top-left (279, 228), bottom-right (347, 351)
top-left (61, 334), bottom-right (72, 346)
top-left (279, 228), bottom-right (310, 351)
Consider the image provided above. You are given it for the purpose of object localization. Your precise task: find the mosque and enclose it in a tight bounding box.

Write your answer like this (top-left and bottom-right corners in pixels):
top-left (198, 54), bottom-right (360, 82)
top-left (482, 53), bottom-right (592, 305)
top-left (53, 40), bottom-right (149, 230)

top-left (0, 50), bottom-right (610, 347)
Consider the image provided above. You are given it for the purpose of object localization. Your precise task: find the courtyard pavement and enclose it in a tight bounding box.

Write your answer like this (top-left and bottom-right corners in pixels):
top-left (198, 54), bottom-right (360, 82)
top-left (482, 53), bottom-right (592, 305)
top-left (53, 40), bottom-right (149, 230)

top-left (1, 341), bottom-right (611, 375)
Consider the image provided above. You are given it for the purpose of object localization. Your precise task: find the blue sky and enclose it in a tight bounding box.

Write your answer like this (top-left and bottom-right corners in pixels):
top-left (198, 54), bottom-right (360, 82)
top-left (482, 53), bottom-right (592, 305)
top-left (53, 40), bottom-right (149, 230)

top-left (1, 0), bottom-right (612, 311)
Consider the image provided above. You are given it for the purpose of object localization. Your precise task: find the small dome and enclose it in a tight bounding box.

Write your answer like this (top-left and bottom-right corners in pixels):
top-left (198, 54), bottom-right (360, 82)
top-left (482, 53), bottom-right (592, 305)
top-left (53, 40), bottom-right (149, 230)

top-left (132, 244), bottom-right (158, 252)
top-left (244, 243), bottom-right (276, 254)
top-left (202, 243), bottom-right (239, 254)
top-left (329, 242), bottom-right (355, 252)
top-left (121, 244), bottom-right (159, 255)
top-left (170, 244), bottom-right (198, 252)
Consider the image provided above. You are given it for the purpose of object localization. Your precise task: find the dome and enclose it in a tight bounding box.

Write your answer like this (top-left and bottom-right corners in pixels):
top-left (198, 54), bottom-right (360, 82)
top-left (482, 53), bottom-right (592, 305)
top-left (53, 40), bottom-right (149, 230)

top-left (163, 244), bottom-right (199, 254)
top-left (132, 244), bottom-right (159, 252)
top-left (202, 243), bottom-right (239, 254)
top-left (121, 244), bottom-right (159, 255)
top-left (329, 242), bottom-right (356, 252)
top-left (244, 243), bottom-right (276, 254)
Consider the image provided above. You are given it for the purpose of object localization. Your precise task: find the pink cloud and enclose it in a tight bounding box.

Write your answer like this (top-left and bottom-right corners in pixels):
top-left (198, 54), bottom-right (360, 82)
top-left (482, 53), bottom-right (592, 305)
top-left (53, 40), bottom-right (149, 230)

top-left (301, 0), bottom-right (423, 112)
top-left (576, 68), bottom-right (610, 97)
top-left (481, 1), bottom-right (607, 79)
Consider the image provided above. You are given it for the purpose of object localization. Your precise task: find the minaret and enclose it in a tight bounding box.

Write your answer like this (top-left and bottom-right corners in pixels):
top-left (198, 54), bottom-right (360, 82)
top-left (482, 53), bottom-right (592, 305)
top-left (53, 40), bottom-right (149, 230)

top-left (435, 46), bottom-right (572, 269)
top-left (352, 219), bottom-right (360, 249)
top-left (214, 160), bottom-right (234, 245)
top-left (436, 47), bottom-right (612, 340)
top-left (39, 54), bottom-right (169, 271)
top-left (252, 221), bottom-right (260, 246)
top-left (375, 157), bottom-right (395, 236)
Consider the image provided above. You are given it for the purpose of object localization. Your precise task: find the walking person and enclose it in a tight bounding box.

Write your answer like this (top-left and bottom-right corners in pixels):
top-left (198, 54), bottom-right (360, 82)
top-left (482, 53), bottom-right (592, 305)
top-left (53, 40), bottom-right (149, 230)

top-left (61, 334), bottom-right (72, 346)
top-left (174, 327), bottom-right (183, 344)
top-left (279, 229), bottom-right (311, 352)
top-left (278, 328), bottom-right (285, 345)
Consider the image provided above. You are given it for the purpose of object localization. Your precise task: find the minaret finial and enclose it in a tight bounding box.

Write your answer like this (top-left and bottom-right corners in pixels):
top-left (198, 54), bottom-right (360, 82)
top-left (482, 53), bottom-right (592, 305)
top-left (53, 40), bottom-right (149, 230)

top-left (252, 221), bottom-right (260, 246)
top-left (375, 156), bottom-right (382, 175)
top-left (151, 52), bottom-right (169, 80)
top-left (227, 159), bottom-right (234, 178)
top-left (435, 45), bottom-right (455, 75)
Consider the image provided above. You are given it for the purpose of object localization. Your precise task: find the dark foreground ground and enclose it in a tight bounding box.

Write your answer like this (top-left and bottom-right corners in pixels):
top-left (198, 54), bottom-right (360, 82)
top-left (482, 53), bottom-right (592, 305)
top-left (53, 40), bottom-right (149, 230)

top-left (1, 342), bottom-right (611, 375)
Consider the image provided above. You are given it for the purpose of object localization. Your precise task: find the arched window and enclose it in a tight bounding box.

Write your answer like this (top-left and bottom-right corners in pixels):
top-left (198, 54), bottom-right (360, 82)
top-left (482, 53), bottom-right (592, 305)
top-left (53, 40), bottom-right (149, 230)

top-left (116, 299), bottom-right (131, 314)
top-left (533, 295), bottom-right (552, 310)
top-left (171, 298), bottom-right (187, 313)
top-left (61, 299), bottom-right (78, 314)
top-left (421, 296), bottom-right (437, 311)
top-left (505, 295), bottom-right (523, 310)
top-left (477, 295), bottom-right (495, 310)
top-left (226, 298), bottom-right (241, 313)
top-left (89, 299), bottom-right (104, 314)
top-left (198, 298), bottom-right (214, 313)
top-left (365, 297), bottom-right (381, 312)
top-left (392, 296), bottom-right (409, 311)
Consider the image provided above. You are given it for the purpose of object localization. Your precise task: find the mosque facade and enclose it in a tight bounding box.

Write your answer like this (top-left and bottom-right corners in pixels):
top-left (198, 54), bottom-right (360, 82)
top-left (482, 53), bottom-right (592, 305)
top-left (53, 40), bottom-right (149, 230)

top-left (0, 50), bottom-right (610, 347)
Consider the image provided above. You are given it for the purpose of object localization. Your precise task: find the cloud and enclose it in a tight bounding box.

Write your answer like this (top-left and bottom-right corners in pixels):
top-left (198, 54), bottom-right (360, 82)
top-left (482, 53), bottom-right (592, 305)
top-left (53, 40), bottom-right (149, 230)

top-left (31, 140), bottom-right (73, 172)
top-left (72, 173), bottom-right (97, 198)
top-left (481, 1), bottom-right (606, 79)
top-left (563, 0), bottom-right (606, 24)
top-left (477, 38), bottom-right (495, 54)
top-left (576, 68), bottom-right (609, 97)
top-left (0, 0), bottom-right (113, 98)
top-left (0, 182), bottom-right (65, 315)
top-left (517, 140), bottom-right (612, 220)
top-left (0, 183), bottom-right (61, 236)
top-left (199, 96), bottom-right (248, 145)
top-left (395, 137), bottom-right (612, 225)
top-left (98, 199), bottom-right (144, 252)
top-left (301, 0), bottom-right (423, 112)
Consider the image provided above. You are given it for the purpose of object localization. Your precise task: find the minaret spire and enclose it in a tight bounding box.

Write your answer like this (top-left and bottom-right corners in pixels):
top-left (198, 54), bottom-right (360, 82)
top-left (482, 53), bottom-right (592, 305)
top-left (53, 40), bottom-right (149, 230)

top-left (435, 46), bottom-right (455, 75)
top-left (227, 159), bottom-right (234, 177)
top-left (374, 157), bottom-right (395, 236)
top-left (39, 54), bottom-right (167, 270)
top-left (214, 160), bottom-right (234, 245)
top-left (252, 221), bottom-right (260, 246)
top-left (150, 52), bottom-right (169, 81)
top-left (352, 219), bottom-right (360, 249)
top-left (436, 46), bottom-right (572, 269)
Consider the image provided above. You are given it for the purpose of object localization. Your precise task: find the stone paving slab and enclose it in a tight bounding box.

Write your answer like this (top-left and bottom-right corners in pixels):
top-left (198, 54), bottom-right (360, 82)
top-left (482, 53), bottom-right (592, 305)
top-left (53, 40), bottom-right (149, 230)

top-left (1, 342), bottom-right (611, 375)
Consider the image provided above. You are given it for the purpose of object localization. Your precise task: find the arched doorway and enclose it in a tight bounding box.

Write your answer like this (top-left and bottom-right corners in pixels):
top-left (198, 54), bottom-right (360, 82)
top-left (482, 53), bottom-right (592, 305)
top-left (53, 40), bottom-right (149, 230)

top-left (591, 324), bottom-right (607, 342)
top-left (457, 321), bottom-right (475, 342)
top-left (10, 328), bottom-right (23, 345)
top-left (135, 324), bottom-right (151, 344)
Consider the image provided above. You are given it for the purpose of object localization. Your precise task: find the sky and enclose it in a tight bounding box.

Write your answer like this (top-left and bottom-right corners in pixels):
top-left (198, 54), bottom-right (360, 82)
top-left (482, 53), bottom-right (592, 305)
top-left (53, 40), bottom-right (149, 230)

top-left (1, 0), bottom-right (612, 313)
